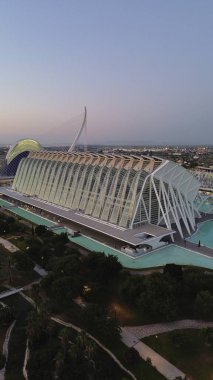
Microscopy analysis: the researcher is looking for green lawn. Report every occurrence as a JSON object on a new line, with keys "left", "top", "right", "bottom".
{"left": 107, "top": 339, "right": 166, "bottom": 380}
{"left": 9, "top": 238, "right": 27, "bottom": 251}
{"left": 143, "top": 329, "right": 213, "bottom": 380}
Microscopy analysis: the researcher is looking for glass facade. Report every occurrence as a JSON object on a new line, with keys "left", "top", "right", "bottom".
{"left": 12, "top": 151, "right": 200, "bottom": 235}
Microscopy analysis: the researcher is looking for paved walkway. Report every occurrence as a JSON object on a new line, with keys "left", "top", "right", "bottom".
{"left": 175, "top": 214, "right": 213, "bottom": 257}
{"left": 122, "top": 319, "right": 213, "bottom": 380}
{"left": 177, "top": 239, "right": 213, "bottom": 258}
{"left": 0, "top": 320, "right": 16, "bottom": 380}
{"left": 124, "top": 319, "right": 213, "bottom": 339}
{"left": 33, "top": 265, "right": 48, "bottom": 277}
{"left": 22, "top": 280, "right": 41, "bottom": 290}
{"left": 121, "top": 328, "right": 186, "bottom": 380}
{"left": 0, "top": 288, "right": 23, "bottom": 300}
{"left": 0, "top": 237, "right": 19, "bottom": 253}
{"left": 22, "top": 340, "right": 29, "bottom": 380}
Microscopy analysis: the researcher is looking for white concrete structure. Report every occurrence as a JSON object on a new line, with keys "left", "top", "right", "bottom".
{"left": 6, "top": 139, "right": 42, "bottom": 165}
{"left": 68, "top": 106, "right": 87, "bottom": 153}
{"left": 12, "top": 151, "right": 200, "bottom": 240}
{"left": 192, "top": 168, "right": 213, "bottom": 191}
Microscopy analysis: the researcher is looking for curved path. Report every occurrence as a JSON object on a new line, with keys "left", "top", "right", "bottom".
{"left": 121, "top": 328, "right": 186, "bottom": 380}
{"left": 22, "top": 340, "right": 29, "bottom": 380}
{"left": 124, "top": 319, "right": 213, "bottom": 339}
{"left": 122, "top": 319, "right": 213, "bottom": 380}
{"left": 0, "top": 320, "right": 16, "bottom": 380}
{"left": 17, "top": 291, "right": 136, "bottom": 380}
{"left": 52, "top": 317, "right": 136, "bottom": 380}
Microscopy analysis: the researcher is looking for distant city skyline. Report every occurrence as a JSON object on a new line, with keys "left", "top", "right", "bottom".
{"left": 0, "top": 0, "right": 213, "bottom": 145}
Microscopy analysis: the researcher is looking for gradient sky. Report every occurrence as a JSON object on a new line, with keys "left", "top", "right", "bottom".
{"left": 0, "top": 0, "right": 213, "bottom": 145}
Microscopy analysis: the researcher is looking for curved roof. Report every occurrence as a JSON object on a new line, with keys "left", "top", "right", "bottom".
{"left": 12, "top": 150, "right": 200, "bottom": 237}
{"left": 6, "top": 139, "right": 42, "bottom": 165}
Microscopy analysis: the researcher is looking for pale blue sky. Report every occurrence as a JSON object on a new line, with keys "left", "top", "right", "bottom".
{"left": 0, "top": 0, "right": 213, "bottom": 145}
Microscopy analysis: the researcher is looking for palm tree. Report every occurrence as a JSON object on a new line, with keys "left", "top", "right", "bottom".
{"left": 54, "top": 351, "right": 65, "bottom": 378}
{"left": 76, "top": 331, "right": 96, "bottom": 360}
{"left": 60, "top": 328, "right": 70, "bottom": 357}
{"left": 26, "top": 311, "right": 41, "bottom": 345}
{"left": 26, "top": 307, "right": 49, "bottom": 346}
{"left": 75, "top": 331, "right": 97, "bottom": 372}
{"left": 31, "top": 283, "right": 42, "bottom": 311}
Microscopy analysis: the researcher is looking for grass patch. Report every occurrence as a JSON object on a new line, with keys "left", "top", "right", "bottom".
{"left": 107, "top": 339, "right": 166, "bottom": 380}
{"left": 143, "top": 329, "right": 213, "bottom": 380}
{"left": 9, "top": 238, "right": 27, "bottom": 251}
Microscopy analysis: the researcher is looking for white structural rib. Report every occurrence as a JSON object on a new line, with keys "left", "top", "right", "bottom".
{"left": 68, "top": 107, "right": 87, "bottom": 153}
{"left": 12, "top": 151, "right": 200, "bottom": 235}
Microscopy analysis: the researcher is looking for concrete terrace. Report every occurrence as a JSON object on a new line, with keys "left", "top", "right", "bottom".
{"left": 0, "top": 194, "right": 213, "bottom": 271}
{"left": 0, "top": 187, "right": 174, "bottom": 247}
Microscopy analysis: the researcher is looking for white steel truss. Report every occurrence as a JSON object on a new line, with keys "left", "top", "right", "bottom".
{"left": 12, "top": 152, "right": 200, "bottom": 234}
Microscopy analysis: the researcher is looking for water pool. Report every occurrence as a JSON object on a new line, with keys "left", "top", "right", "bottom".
{"left": 187, "top": 219, "right": 213, "bottom": 249}
{"left": 195, "top": 195, "right": 213, "bottom": 214}
{"left": 68, "top": 236, "right": 213, "bottom": 270}
{"left": 0, "top": 198, "right": 55, "bottom": 227}
{"left": 0, "top": 197, "right": 213, "bottom": 270}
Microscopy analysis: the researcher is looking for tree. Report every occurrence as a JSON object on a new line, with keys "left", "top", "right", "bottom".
{"left": 183, "top": 268, "right": 213, "bottom": 298}
{"left": 51, "top": 276, "right": 81, "bottom": 304}
{"left": 26, "top": 308, "right": 50, "bottom": 347}
{"left": 118, "top": 274, "right": 144, "bottom": 305}
{"left": 47, "top": 254, "right": 82, "bottom": 276}
{"left": 137, "top": 273, "right": 178, "bottom": 321}
{"left": 194, "top": 290, "right": 213, "bottom": 319}
{"left": 54, "top": 350, "right": 65, "bottom": 378}
{"left": 25, "top": 241, "right": 43, "bottom": 261}
{"left": 12, "top": 251, "right": 34, "bottom": 271}
{"left": 0, "top": 305, "right": 14, "bottom": 323}
{"left": 54, "top": 329, "right": 97, "bottom": 380}
{"left": 31, "top": 284, "right": 42, "bottom": 311}
{"left": 76, "top": 331, "right": 96, "bottom": 362}
{"left": 202, "top": 327, "right": 213, "bottom": 347}
{"left": 83, "top": 304, "right": 121, "bottom": 343}
{"left": 60, "top": 328, "right": 70, "bottom": 357}
{"left": 83, "top": 252, "right": 122, "bottom": 285}
{"left": 164, "top": 264, "right": 183, "bottom": 281}
{"left": 35, "top": 225, "right": 48, "bottom": 236}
